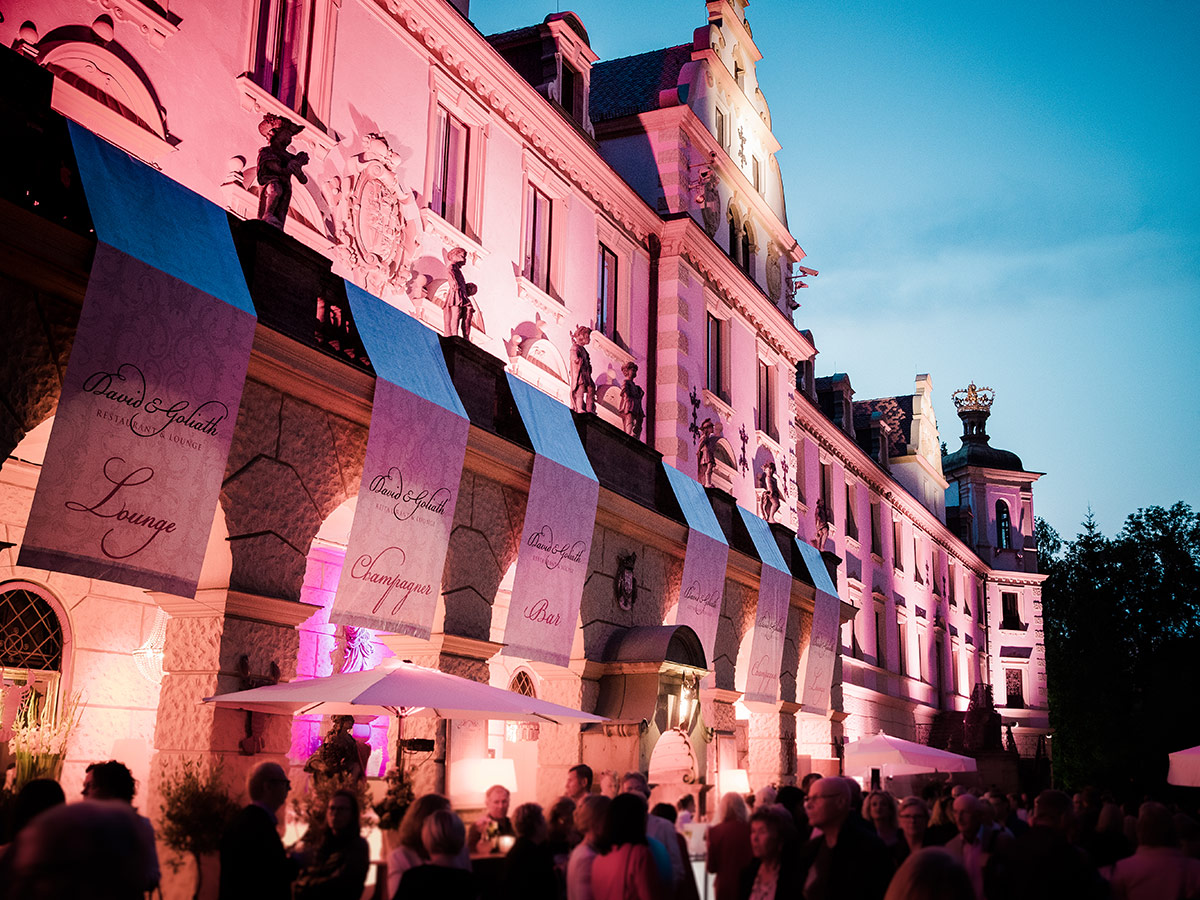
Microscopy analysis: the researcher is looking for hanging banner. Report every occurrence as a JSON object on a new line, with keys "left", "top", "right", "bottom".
{"left": 503, "top": 375, "right": 599, "bottom": 667}
{"left": 795, "top": 538, "right": 842, "bottom": 715}
{"left": 662, "top": 463, "right": 728, "bottom": 665}
{"left": 737, "top": 506, "right": 792, "bottom": 707}
{"left": 19, "top": 124, "right": 256, "bottom": 596}
{"left": 328, "top": 283, "right": 469, "bottom": 638}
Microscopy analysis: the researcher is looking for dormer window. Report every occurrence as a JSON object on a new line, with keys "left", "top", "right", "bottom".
{"left": 561, "top": 60, "right": 582, "bottom": 121}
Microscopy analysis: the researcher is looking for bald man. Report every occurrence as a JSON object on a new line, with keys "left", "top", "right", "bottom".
{"left": 944, "top": 792, "right": 1013, "bottom": 900}
{"left": 797, "top": 777, "right": 893, "bottom": 899}
{"left": 219, "top": 762, "right": 297, "bottom": 900}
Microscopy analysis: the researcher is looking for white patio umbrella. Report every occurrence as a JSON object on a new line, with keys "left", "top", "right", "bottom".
{"left": 843, "top": 730, "right": 978, "bottom": 779}
{"left": 203, "top": 658, "right": 605, "bottom": 724}
{"left": 1168, "top": 744, "right": 1200, "bottom": 787}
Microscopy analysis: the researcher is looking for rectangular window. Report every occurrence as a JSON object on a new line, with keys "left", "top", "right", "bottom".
{"left": 870, "top": 501, "right": 882, "bottom": 556}
{"left": 756, "top": 359, "right": 776, "bottom": 439}
{"left": 913, "top": 537, "right": 924, "bottom": 584}
{"left": 1001, "top": 592, "right": 1022, "bottom": 630}
{"left": 819, "top": 463, "right": 835, "bottom": 525}
{"left": 897, "top": 620, "right": 907, "bottom": 676}
{"left": 716, "top": 108, "right": 728, "bottom": 151}
{"left": 845, "top": 483, "right": 859, "bottom": 541}
{"left": 952, "top": 648, "right": 960, "bottom": 694}
{"left": 596, "top": 243, "right": 619, "bottom": 343}
{"left": 893, "top": 519, "right": 904, "bottom": 571}
{"left": 795, "top": 439, "right": 806, "bottom": 504}
{"left": 752, "top": 157, "right": 761, "bottom": 192}
{"left": 706, "top": 313, "right": 729, "bottom": 403}
{"left": 977, "top": 584, "right": 986, "bottom": 623}
{"left": 432, "top": 106, "right": 469, "bottom": 234}
{"left": 948, "top": 563, "right": 957, "bottom": 606}
{"left": 874, "top": 608, "right": 887, "bottom": 670}
{"left": 249, "top": 0, "right": 337, "bottom": 127}
{"left": 1005, "top": 668, "right": 1025, "bottom": 708}
{"left": 522, "top": 183, "right": 553, "bottom": 293}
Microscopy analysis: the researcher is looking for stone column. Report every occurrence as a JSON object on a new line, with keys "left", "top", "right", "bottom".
{"left": 746, "top": 702, "right": 798, "bottom": 789}
{"left": 147, "top": 588, "right": 317, "bottom": 899}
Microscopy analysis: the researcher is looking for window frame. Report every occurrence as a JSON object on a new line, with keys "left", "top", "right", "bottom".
{"left": 996, "top": 499, "right": 1013, "bottom": 550}
{"left": 245, "top": 0, "right": 339, "bottom": 130}
{"left": 423, "top": 69, "right": 491, "bottom": 246}
{"left": 756, "top": 357, "right": 777, "bottom": 441}
{"left": 844, "top": 481, "right": 859, "bottom": 543}
{"left": 706, "top": 311, "right": 731, "bottom": 405}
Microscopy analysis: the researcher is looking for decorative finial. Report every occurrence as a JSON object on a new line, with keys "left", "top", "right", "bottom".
{"left": 952, "top": 382, "right": 995, "bottom": 413}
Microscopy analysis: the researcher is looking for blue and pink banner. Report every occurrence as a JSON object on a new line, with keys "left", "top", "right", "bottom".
{"left": 738, "top": 506, "right": 792, "bottom": 707}
{"left": 327, "top": 283, "right": 469, "bottom": 638}
{"left": 503, "top": 375, "right": 599, "bottom": 667}
{"left": 19, "top": 124, "right": 256, "bottom": 596}
{"left": 795, "top": 538, "right": 842, "bottom": 715}
{"left": 663, "top": 463, "right": 728, "bottom": 666}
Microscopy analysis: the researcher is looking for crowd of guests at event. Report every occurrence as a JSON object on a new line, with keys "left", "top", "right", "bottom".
{"left": 3, "top": 757, "right": 1200, "bottom": 900}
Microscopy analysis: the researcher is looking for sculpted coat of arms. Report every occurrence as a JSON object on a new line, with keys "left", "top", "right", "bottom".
{"left": 328, "top": 133, "right": 419, "bottom": 297}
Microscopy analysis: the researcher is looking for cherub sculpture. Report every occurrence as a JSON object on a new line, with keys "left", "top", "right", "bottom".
{"left": 443, "top": 247, "right": 478, "bottom": 339}
{"left": 619, "top": 361, "right": 645, "bottom": 439}
{"left": 569, "top": 325, "right": 596, "bottom": 414}
{"left": 697, "top": 418, "right": 717, "bottom": 488}
{"left": 757, "top": 461, "right": 783, "bottom": 523}
{"left": 256, "top": 114, "right": 309, "bottom": 228}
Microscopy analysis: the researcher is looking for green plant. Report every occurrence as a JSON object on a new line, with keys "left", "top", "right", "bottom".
{"left": 373, "top": 766, "right": 414, "bottom": 831}
{"left": 158, "top": 760, "right": 239, "bottom": 900}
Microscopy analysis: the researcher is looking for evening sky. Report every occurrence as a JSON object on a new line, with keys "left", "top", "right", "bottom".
{"left": 470, "top": 0, "right": 1200, "bottom": 537}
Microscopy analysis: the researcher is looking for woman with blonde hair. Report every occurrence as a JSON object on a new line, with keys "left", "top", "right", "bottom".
{"left": 386, "top": 793, "right": 453, "bottom": 898}
{"left": 865, "top": 790, "right": 901, "bottom": 849}
{"left": 706, "top": 792, "right": 752, "bottom": 900}
{"left": 883, "top": 847, "right": 974, "bottom": 900}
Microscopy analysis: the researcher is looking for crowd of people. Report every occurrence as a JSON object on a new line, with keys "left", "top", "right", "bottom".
{"left": 3, "top": 757, "right": 1200, "bottom": 900}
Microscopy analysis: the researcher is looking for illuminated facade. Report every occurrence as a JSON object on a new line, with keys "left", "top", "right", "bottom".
{"left": 0, "top": 1, "right": 1047, "bottom": 891}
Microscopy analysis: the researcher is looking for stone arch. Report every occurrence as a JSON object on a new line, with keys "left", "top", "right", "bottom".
{"left": 445, "top": 471, "right": 527, "bottom": 642}
{"left": 219, "top": 381, "right": 367, "bottom": 601}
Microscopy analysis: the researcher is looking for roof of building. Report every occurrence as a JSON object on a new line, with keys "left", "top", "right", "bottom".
{"left": 853, "top": 395, "right": 915, "bottom": 456}
{"left": 942, "top": 439, "right": 1024, "bottom": 473}
{"left": 589, "top": 44, "right": 693, "bottom": 122}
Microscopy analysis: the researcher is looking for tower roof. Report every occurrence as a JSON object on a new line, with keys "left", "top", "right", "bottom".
{"left": 942, "top": 383, "right": 1025, "bottom": 473}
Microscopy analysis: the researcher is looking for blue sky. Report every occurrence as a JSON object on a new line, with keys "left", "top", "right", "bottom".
{"left": 470, "top": 1, "right": 1200, "bottom": 538}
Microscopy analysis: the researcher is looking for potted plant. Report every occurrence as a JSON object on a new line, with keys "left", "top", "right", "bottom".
{"left": 158, "top": 760, "right": 239, "bottom": 900}
{"left": 7, "top": 692, "right": 81, "bottom": 788}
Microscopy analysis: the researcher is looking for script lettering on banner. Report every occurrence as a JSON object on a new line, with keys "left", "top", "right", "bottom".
{"left": 19, "top": 125, "right": 255, "bottom": 596}
{"left": 795, "top": 538, "right": 842, "bottom": 714}
{"left": 662, "top": 464, "right": 728, "bottom": 665}
{"left": 738, "top": 507, "right": 793, "bottom": 707}
{"left": 328, "top": 284, "right": 469, "bottom": 638}
{"left": 502, "top": 375, "right": 599, "bottom": 667}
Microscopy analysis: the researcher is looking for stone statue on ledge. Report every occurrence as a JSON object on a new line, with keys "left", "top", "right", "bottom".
{"left": 697, "top": 418, "right": 717, "bottom": 488}
{"left": 256, "top": 114, "right": 309, "bottom": 228}
{"left": 443, "top": 247, "right": 478, "bottom": 340}
{"left": 569, "top": 325, "right": 596, "bottom": 414}
{"left": 619, "top": 361, "right": 645, "bottom": 439}
{"left": 757, "top": 461, "right": 782, "bottom": 523}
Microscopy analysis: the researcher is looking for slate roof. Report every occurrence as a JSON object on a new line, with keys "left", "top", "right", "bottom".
{"left": 853, "top": 395, "right": 915, "bottom": 456}
{"left": 589, "top": 44, "right": 693, "bottom": 122}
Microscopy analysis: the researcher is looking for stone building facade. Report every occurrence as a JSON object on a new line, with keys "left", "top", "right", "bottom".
{"left": 0, "top": 0, "right": 1048, "bottom": 895}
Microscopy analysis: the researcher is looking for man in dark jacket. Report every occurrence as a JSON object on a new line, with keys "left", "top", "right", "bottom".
{"left": 219, "top": 761, "right": 297, "bottom": 900}
{"left": 797, "top": 776, "right": 893, "bottom": 900}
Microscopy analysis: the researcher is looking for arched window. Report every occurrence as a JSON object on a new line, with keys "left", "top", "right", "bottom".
{"left": 727, "top": 212, "right": 740, "bottom": 267}
{"left": 995, "top": 500, "right": 1012, "bottom": 550}
{"left": 740, "top": 223, "right": 753, "bottom": 275}
{"left": 508, "top": 669, "right": 536, "bottom": 698}
{"left": 0, "top": 582, "right": 68, "bottom": 722}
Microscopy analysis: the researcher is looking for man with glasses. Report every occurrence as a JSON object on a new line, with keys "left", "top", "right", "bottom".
{"left": 219, "top": 761, "right": 297, "bottom": 900}
{"left": 796, "top": 776, "right": 893, "bottom": 900}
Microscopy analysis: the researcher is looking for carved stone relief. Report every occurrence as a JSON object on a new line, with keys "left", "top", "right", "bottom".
{"left": 766, "top": 243, "right": 781, "bottom": 300}
{"left": 327, "top": 133, "right": 420, "bottom": 297}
